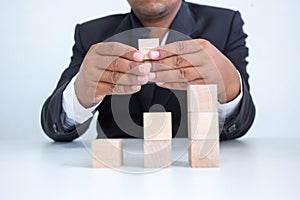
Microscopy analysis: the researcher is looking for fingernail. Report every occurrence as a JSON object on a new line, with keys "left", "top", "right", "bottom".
{"left": 148, "top": 73, "right": 156, "bottom": 80}
{"left": 139, "top": 63, "right": 151, "bottom": 74}
{"left": 150, "top": 51, "right": 159, "bottom": 59}
{"left": 138, "top": 76, "right": 148, "bottom": 82}
{"left": 133, "top": 52, "right": 144, "bottom": 61}
{"left": 131, "top": 85, "right": 141, "bottom": 90}
{"left": 156, "top": 82, "right": 165, "bottom": 85}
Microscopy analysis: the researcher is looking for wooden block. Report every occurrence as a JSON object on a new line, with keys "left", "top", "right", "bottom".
{"left": 143, "top": 112, "right": 172, "bottom": 141}
{"left": 187, "top": 85, "right": 218, "bottom": 112}
{"left": 144, "top": 140, "right": 172, "bottom": 168}
{"left": 138, "top": 38, "right": 160, "bottom": 60}
{"left": 188, "top": 139, "right": 220, "bottom": 168}
{"left": 92, "top": 139, "right": 123, "bottom": 168}
{"left": 188, "top": 112, "right": 219, "bottom": 140}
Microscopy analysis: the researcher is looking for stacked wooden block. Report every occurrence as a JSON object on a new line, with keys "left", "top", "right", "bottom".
{"left": 92, "top": 139, "right": 123, "bottom": 168}
{"left": 187, "top": 85, "right": 220, "bottom": 168}
{"left": 143, "top": 112, "right": 172, "bottom": 168}
{"left": 138, "top": 38, "right": 160, "bottom": 60}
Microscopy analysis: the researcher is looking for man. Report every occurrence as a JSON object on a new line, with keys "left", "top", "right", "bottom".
{"left": 41, "top": 0, "right": 255, "bottom": 141}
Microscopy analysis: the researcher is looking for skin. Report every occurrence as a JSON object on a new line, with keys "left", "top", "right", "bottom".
{"left": 74, "top": 0, "right": 240, "bottom": 108}
{"left": 148, "top": 40, "right": 241, "bottom": 103}
{"left": 127, "top": 0, "right": 182, "bottom": 28}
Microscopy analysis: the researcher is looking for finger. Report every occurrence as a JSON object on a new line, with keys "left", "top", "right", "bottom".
{"left": 108, "top": 59, "right": 152, "bottom": 75}
{"left": 149, "top": 40, "right": 203, "bottom": 60}
{"left": 98, "top": 70, "right": 149, "bottom": 85}
{"left": 155, "top": 82, "right": 188, "bottom": 91}
{"left": 188, "top": 79, "right": 208, "bottom": 85}
{"left": 93, "top": 42, "right": 144, "bottom": 62}
{"left": 156, "top": 79, "right": 207, "bottom": 90}
{"left": 96, "top": 82, "right": 142, "bottom": 95}
{"left": 149, "top": 67, "right": 205, "bottom": 83}
{"left": 151, "top": 52, "right": 210, "bottom": 71}
{"left": 84, "top": 54, "right": 151, "bottom": 75}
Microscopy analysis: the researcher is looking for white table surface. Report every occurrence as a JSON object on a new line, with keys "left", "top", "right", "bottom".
{"left": 0, "top": 137, "right": 299, "bottom": 200}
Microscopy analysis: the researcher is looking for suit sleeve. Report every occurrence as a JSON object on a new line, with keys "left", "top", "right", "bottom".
{"left": 40, "top": 24, "right": 93, "bottom": 142}
{"left": 220, "top": 11, "right": 256, "bottom": 140}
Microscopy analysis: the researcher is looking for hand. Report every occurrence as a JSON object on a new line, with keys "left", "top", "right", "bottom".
{"left": 147, "top": 39, "right": 241, "bottom": 103}
{"left": 74, "top": 42, "right": 151, "bottom": 108}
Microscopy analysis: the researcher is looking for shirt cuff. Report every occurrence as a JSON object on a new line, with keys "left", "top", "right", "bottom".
{"left": 61, "top": 74, "right": 101, "bottom": 126}
{"left": 218, "top": 71, "right": 243, "bottom": 121}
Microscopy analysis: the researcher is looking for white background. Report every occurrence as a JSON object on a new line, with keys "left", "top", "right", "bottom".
{"left": 0, "top": 0, "right": 299, "bottom": 140}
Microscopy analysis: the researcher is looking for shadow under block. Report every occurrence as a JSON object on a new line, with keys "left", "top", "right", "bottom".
{"left": 92, "top": 139, "right": 123, "bottom": 168}
{"left": 143, "top": 112, "right": 172, "bottom": 141}
{"left": 188, "top": 112, "right": 219, "bottom": 140}
{"left": 138, "top": 38, "right": 160, "bottom": 60}
{"left": 188, "top": 139, "right": 220, "bottom": 168}
{"left": 144, "top": 140, "right": 172, "bottom": 168}
{"left": 187, "top": 85, "right": 218, "bottom": 112}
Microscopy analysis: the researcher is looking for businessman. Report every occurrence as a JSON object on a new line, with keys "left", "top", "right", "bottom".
{"left": 41, "top": 0, "right": 255, "bottom": 141}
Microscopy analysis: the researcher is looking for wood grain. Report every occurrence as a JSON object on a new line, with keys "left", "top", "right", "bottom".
{"left": 188, "top": 112, "right": 219, "bottom": 140}
{"left": 143, "top": 112, "right": 172, "bottom": 141}
{"left": 188, "top": 139, "right": 220, "bottom": 168}
{"left": 144, "top": 140, "right": 172, "bottom": 168}
{"left": 92, "top": 139, "right": 123, "bottom": 168}
{"left": 187, "top": 85, "right": 218, "bottom": 112}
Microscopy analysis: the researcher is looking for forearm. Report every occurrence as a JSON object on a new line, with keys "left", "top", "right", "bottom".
{"left": 41, "top": 68, "right": 93, "bottom": 142}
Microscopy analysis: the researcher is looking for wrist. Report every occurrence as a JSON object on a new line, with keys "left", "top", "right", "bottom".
{"left": 74, "top": 77, "right": 105, "bottom": 108}
{"left": 224, "top": 71, "right": 242, "bottom": 103}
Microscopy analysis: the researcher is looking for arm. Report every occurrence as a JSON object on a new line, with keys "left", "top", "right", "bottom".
{"left": 41, "top": 24, "right": 151, "bottom": 142}
{"left": 147, "top": 11, "right": 255, "bottom": 140}
{"left": 41, "top": 24, "right": 92, "bottom": 142}
{"left": 220, "top": 11, "right": 255, "bottom": 140}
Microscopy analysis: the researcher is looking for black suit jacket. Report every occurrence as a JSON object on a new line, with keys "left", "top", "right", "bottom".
{"left": 41, "top": 1, "right": 255, "bottom": 141}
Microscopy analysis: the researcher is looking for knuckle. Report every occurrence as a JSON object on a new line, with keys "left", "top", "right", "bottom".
{"left": 199, "top": 39, "right": 210, "bottom": 48}
{"left": 94, "top": 95, "right": 103, "bottom": 102}
{"left": 92, "top": 86, "right": 99, "bottom": 98}
{"left": 129, "top": 61, "right": 135, "bottom": 71}
{"left": 110, "top": 71, "right": 120, "bottom": 84}
{"left": 177, "top": 41, "right": 185, "bottom": 52}
{"left": 108, "top": 83, "right": 116, "bottom": 94}
{"left": 108, "top": 42, "right": 135, "bottom": 56}
{"left": 179, "top": 68, "right": 187, "bottom": 79}
{"left": 180, "top": 82, "right": 187, "bottom": 89}
{"left": 113, "top": 84, "right": 127, "bottom": 94}
{"left": 89, "top": 44, "right": 98, "bottom": 51}
{"left": 173, "top": 55, "right": 183, "bottom": 66}
{"left": 110, "top": 59, "right": 119, "bottom": 70}
{"left": 94, "top": 43, "right": 106, "bottom": 54}
{"left": 108, "top": 42, "right": 116, "bottom": 52}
